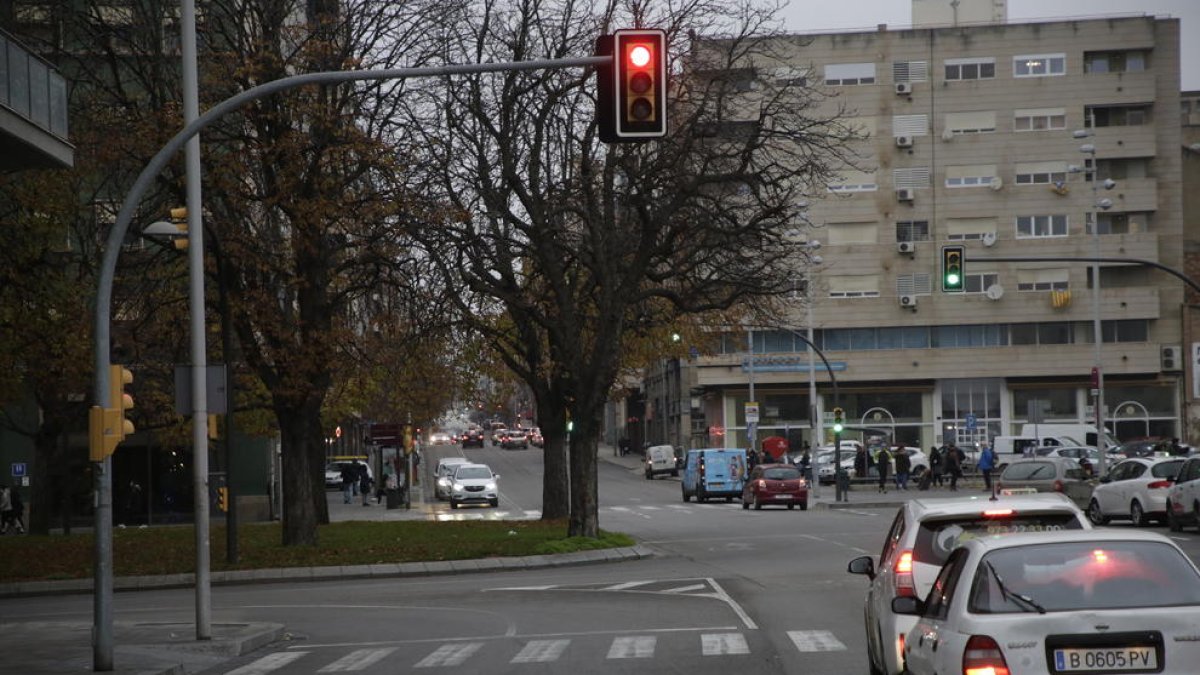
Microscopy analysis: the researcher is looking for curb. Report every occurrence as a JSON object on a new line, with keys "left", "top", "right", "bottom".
{"left": 0, "top": 545, "right": 656, "bottom": 599}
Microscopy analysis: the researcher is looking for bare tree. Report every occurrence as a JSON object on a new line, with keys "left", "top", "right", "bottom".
{"left": 403, "top": 0, "right": 860, "bottom": 536}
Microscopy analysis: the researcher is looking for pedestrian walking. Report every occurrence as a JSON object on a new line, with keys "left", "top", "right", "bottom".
{"left": 5, "top": 486, "right": 24, "bottom": 534}
{"left": 945, "top": 444, "right": 962, "bottom": 491}
{"left": 876, "top": 446, "right": 891, "bottom": 493}
{"left": 359, "top": 463, "right": 373, "bottom": 506}
{"left": 929, "top": 446, "right": 944, "bottom": 487}
{"left": 853, "top": 447, "right": 867, "bottom": 482}
{"left": 0, "top": 484, "right": 11, "bottom": 534}
{"left": 340, "top": 463, "right": 357, "bottom": 504}
{"left": 894, "top": 447, "right": 911, "bottom": 490}
{"left": 978, "top": 442, "right": 996, "bottom": 491}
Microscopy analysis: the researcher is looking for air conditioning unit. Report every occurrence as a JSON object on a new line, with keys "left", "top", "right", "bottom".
{"left": 896, "top": 188, "right": 915, "bottom": 202}
{"left": 895, "top": 135, "right": 914, "bottom": 148}
{"left": 897, "top": 241, "right": 917, "bottom": 255}
{"left": 985, "top": 284, "right": 1005, "bottom": 301}
{"left": 981, "top": 231, "right": 998, "bottom": 247}
{"left": 1162, "top": 345, "right": 1183, "bottom": 371}
{"left": 895, "top": 82, "right": 913, "bottom": 95}
{"left": 899, "top": 294, "right": 918, "bottom": 309}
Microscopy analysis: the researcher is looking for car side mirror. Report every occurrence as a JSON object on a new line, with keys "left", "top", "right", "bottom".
{"left": 891, "top": 596, "right": 924, "bottom": 615}
{"left": 847, "top": 555, "right": 876, "bottom": 580}
{"left": 493, "top": 473, "right": 500, "bottom": 479}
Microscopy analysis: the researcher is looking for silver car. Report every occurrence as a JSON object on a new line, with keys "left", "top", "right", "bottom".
{"left": 433, "top": 457, "right": 471, "bottom": 500}
{"left": 846, "top": 494, "right": 1090, "bottom": 675}
{"left": 997, "top": 457, "right": 1093, "bottom": 509}
{"left": 449, "top": 463, "right": 500, "bottom": 509}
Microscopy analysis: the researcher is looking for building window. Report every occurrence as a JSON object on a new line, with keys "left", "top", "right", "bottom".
{"left": 893, "top": 168, "right": 931, "bottom": 189}
{"left": 1086, "top": 104, "right": 1150, "bottom": 127}
{"left": 944, "top": 110, "right": 996, "bottom": 135}
{"left": 1103, "top": 320, "right": 1149, "bottom": 343}
{"left": 1014, "top": 53, "right": 1066, "bottom": 77}
{"left": 946, "top": 217, "right": 997, "bottom": 241}
{"left": 945, "top": 164, "right": 997, "bottom": 188}
{"left": 827, "top": 170, "right": 877, "bottom": 193}
{"left": 944, "top": 57, "right": 995, "bottom": 81}
{"left": 1084, "top": 50, "right": 1147, "bottom": 74}
{"left": 828, "top": 275, "right": 880, "bottom": 298}
{"left": 964, "top": 272, "right": 999, "bottom": 294}
{"left": 1014, "top": 161, "right": 1068, "bottom": 185}
{"left": 771, "top": 67, "right": 808, "bottom": 87}
{"left": 1014, "top": 107, "right": 1066, "bottom": 132}
{"left": 1016, "top": 215, "right": 1068, "bottom": 238}
{"left": 895, "top": 220, "right": 930, "bottom": 242}
{"left": 1092, "top": 211, "right": 1150, "bottom": 235}
{"left": 893, "top": 114, "right": 929, "bottom": 136}
{"left": 897, "top": 274, "right": 933, "bottom": 296}
{"left": 1016, "top": 268, "right": 1069, "bottom": 291}
{"left": 824, "top": 62, "right": 876, "bottom": 86}
{"left": 827, "top": 221, "right": 879, "bottom": 245}
{"left": 893, "top": 60, "right": 928, "bottom": 82}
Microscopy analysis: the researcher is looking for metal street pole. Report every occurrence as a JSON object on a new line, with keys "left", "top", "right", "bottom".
{"left": 747, "top": 328, "right": 756, "bottom": 453}
{"left": 182, "top": 0, "right": 212, "bottom": 640}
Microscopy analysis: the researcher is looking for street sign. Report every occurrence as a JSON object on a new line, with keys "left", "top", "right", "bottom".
{"left": 11, "top": 462, "right": 26, "bottom": 477}
{"left": 745, "top": 402, "right": 759, "bottom": 424}
{"left": 965, "top": 414, "right": 977, "bottom": 431}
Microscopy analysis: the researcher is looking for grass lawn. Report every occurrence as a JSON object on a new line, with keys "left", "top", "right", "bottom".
{"left": 0, "top": 519, "right": 634, "bottom": 583}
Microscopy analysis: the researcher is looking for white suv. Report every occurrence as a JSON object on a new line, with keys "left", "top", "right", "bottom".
{"left": 846, "top": 493, "right": 1091, "bottom": 675}
{"left": 1168, "top": 456, "right": 1200, "bottom": 532}
{"left": 449, "top": 463, "right": 500, "bottom": 509}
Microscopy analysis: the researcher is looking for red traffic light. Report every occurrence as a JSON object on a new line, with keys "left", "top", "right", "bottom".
{"left": 628, "top": 45, "right": 651, "bottom": 68}
{"left": 595, "top": 29, "right": 667, "bottom": 142}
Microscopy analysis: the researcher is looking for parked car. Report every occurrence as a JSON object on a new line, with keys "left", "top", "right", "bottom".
{"left": 501, "top": 428, "right": 528, "bottom": 450}
{"left": 1034, "top": 445, "right": 1101, "bottom": 462}
{"left": 887, "top": 530, "right": 1200, "bottom": 675}
{"left": 644, "top": 444, "right": 678, "bottom": 479}
{"left": 741, "top": 463, "right": 808, "bottom": 510}
{"left": 433, "top": 457, "right": 472, "bottom": 500}
{"left": 681, "top": 448, "right": 747, "bottom": 503}
{"left": 1088, "top": 456, "right": 1186, "bottom": 526}
{"left": 815, "top": 444, "right": 860, "bottom": 484}
{"left": 460, "top": 427, "right": 485, "bottom": 448}
{"left": 1167, "top": 455, "right": 1200, "bottom": 532}
{"left": 996, "top": 456, "right": 1093, "bottom": 509}
{"left": 845, "top": 493, "right": 1090, "bottom": 675}
{"left": 448, "top": 463, "right": 500, "bottom": 509}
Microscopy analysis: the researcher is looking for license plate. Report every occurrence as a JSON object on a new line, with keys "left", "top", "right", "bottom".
{"left": 1054, "top": 647, "right": 1157, "bottom": 672}
{"left": 774, "top": 494, "right": 792, "bottom": 499}
{"left": 709, "top": 482, "right": 724, "bottom": 487}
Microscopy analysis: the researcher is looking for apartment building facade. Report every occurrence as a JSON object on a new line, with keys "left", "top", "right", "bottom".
{"left": 632, "top": 10, "right": 1188, "bottom": 454}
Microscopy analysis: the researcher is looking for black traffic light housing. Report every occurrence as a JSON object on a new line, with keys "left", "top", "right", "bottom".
{"left": 596, "top": 29, "right": 667, "bottom": 143}
{"left": 942, "top": 245, "right": 965, "bottom": 292}
{"left": 832, "top": 407, "right": 844, "bottom": 434}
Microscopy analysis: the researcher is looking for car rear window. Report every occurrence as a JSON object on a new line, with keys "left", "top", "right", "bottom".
{"left": 1151, "top": 460, "right": 1184, "bottom": 478}
{"left": 763, "top": 467, "right": 802, "bottom": 480}
{"left": 914, "top": 513, "right": 1085, "bottom": 566}
{"left": 968, "top": 541, "right": 1200, "bottom": 613}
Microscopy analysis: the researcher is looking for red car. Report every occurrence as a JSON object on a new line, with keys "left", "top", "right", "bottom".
{"left": 741, "top": 463, "right": 808, "bottom": 510}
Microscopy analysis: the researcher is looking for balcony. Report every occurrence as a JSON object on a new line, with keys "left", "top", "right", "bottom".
{"left": 1, "top": 29, "right": 73, "bottom": 169}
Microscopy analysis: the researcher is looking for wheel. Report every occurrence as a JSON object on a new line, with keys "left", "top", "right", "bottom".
{"left": 800, "top": 500, "right": 808, "bottom": 511}
{"left": 489, "top": 498, "right": 499, "bottom": 508}
{"left": 742, "top": 498, "right": 750, "bottom": 510}
{"left": 682, "top": 488, "right": 691, "bottom": 503}
{"left": 450, "top": 499, "right": 459, "bottom": 510}
{"left": 697, "top": 487, "right": 707, "bottom": 503}
{"left": 1168, "top": 503, "right": 1183, "bottom": 532}
{"left": 868, "top": 623, "right": 887, "bottom": 675}
{"left": 1087, "top": 498, "right": 1109, "bottom": 525}
{"left": 671, "top": 470, "right": 678, "bottom": 477}
{"left": 725, "top": 496, "right": 732, "bottom": 503}
{"left": 1131, "top": 500, "right": 1150, "bottom": 527}
{"left": 787, "top": 503, "right": 795, "bottom": 510}
{"left": 645, "top": 471, "right": 652, "bottom": 480}
{"left": 754, "top": 495, "right": 763, "bottom": 511}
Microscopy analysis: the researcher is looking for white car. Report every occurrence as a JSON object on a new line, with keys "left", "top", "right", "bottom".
{"left": 433, "top": 457, "right": 472, "bottom": 500}
{"left": 449, "top": 463, "right": 500, "bottom": 509}
{"left": 1088, "top": 456, "right": 1186, "bottom": 527}
{"left": 846, "top": 494, "right": 1091, "bottom": 675}
{"left": 888, "top": 529, "right": 1200, "bottom": 675}
{"left": 1167, "top": 455, "right": 1200, "bottom": 532}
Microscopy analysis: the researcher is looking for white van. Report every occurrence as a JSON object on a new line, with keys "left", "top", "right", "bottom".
{"left": 993, "top": 435, "right": 1080, "bottom": 467}
{"left": 1019, "top": 423, "right": 1116, "bottom": 450}
{"left": 644, "top": 445, "right": 679, "bottom": 479}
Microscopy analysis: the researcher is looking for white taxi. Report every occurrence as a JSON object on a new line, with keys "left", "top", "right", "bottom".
{"left": 846, "top": 494, "right": 1091, "bottom": 675}
{"left": 892, "top": 530, "right": 1200, "bottom": 675}
{"left": 1167, "top": 455, "right": 1200, "bottom": 532}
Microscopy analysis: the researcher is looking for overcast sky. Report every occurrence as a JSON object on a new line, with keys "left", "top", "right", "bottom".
{"left": 780, "top": 0, "right": 1199, "bottom": 90}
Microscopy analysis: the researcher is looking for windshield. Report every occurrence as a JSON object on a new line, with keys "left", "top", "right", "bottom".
{"left": 455, "top": 467, "right": 492, "bottom": 480}
{"left": 914, "top": 513, "right": 1084, "bottom": 566}
{"left": 968, "top": 541, "right": 1200, "bottom": 613}
{"left": 763, "top": 467, "right": 802, "bottom": 480}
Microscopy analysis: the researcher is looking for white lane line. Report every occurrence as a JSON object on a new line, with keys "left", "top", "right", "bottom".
{"left": 702, "top": 633, "right": 749, "bottom": 656}
{"left": 523, "top": 510, "right": 542, "bottom": 517}
{"left": 317, "top": 647, "right": 397, "bottom": 671}
{"left": 414, "top": 642, "right": 483, "bottom": 667}
{"left": 610, "top": 506, "right": 633, "bottom": 512}
{"left": 640, "top": 505, "right": 662, "bottom": 510}
{"left": 665, "top": 505, "right": 693, "bottom": 511}
{"left": 787, "top": 630, "right": 848, "bottom": 652}
{"left": 705, "top": 578, "right": 758, "bottom": 630}
{"left": 223, "top": 652, "right": 308, "bottom": 675}
{"left": 602, "top": 580, "right": 654, "bottom": 591}
{"left": 660, "top": 584, "right": 708, "bottom": 594}
{"left": 607, "top": 636, "right": 656, "bottom": 659}
{"left": 511, "top": 639, "right": 570, "bottom": 663}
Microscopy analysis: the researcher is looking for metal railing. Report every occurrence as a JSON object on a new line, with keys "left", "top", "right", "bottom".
{"left": 1, "top": 28, "right": 69, "bottom": 140}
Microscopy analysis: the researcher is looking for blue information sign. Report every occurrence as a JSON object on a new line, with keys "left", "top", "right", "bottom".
{"left": 11, "top": 462, "right": 27, "bottom": 477}
{"left": 965, "top": 414, "right": 978, "bottom": 431}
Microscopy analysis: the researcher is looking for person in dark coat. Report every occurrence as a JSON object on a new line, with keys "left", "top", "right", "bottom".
{"left": 359, "top": 462, "right": 373, "bottom": 506}
{"left": 340, "top": 463, "right": 358, "bottom": 504}
{"left": 875, "top": 446, "right": 891, "bottom": 493}
{"left": 929, "top": 446, "right": 944, "bottom": 487}
{"left": 945, "top": 444, "right": 962, "bottom": 491}
{"left": 893, "top": 447, "right": 912, "bottom": 491}
{"left": 853, "top": 447, "right": 868, "bottom": 480}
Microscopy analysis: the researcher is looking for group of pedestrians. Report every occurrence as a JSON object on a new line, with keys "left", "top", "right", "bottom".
{"left": 340, "top": 460, "right": 374, "bottom": 506}
{"left": 0, "top": 483, "right": 25, "bottom": 535}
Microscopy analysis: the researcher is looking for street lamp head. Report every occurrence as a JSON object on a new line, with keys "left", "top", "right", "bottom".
{"left": 811, "top": 254, "right": 824, "bottom": 265}
{"left": 1078, "top": 143, "right": 1096, "bottom": 154}
{"left": 1067, "top": 164, "right": 1083, "bottom": 174}
{"left": 1096, "top": 197, "right": 1114, "bottom": 211}
{"left": 142, "top": 221, "right": 179, "bottom": 238}
{"left": 1102, "top": 178, "right": 1116, "bottom": 190}
{"left": 806, "top": 239, "right": 821, "bottom": 251}
{"left": 1072, "top": 129, "right": 1093, "bottom": 139}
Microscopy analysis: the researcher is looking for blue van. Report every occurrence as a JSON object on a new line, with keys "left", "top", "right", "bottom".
{"left": 681, "top": 448, "right": 748, "bottom": 502}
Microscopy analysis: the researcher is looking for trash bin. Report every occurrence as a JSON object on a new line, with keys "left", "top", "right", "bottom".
{"left": 386, "top": 488, "right": 400, "bottom": 509}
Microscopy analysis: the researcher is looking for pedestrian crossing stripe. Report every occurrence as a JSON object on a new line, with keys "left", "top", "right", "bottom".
{"left": 607, "top": 636, "right": 655, "bottom": 658}
{"left": 317, "top": 647, "right": 397, "bottom": 672}
{"left": 702, "top": 633, "right": 749, "bottom": 655}
{"left": 787, "top": 630, "right": 848, "bottom": 652}
{"left": 413, "top": 641, "right": 483, "bottom": 667}
{"left": 224, "top": 651, "right": 309, "bottom": 675}
{"left": 511, "top": 639, "right": 570, "bottom": 663}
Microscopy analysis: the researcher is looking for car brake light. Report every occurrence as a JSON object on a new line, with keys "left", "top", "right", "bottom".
{"left": 982, "top": 509, "right": 1014, "bottom": 517}
{"left": 894, "top": 549, "right": 916, "bottom": 598}
{"left": 963, "top": 634, "right": 1010, "bottom": 675}
{"left": 1147, "top": 480, "right": 1172, "bottom": 489}
{"left": 1053, "top": 479, "right": 1064, "bottom": 492}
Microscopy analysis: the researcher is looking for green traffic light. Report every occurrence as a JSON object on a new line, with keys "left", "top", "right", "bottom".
{"left": 833, "top": 422, "right": 844, "bottom": 433}
{"left": 946, "top": 272, "right": 960, "bottom": 285}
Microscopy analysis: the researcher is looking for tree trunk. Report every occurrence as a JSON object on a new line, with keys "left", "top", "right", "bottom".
{"left": 567, "top": 417, "right": 599, "bottom": 538}
{"left": 28, "top": 427, "right": 64, "bottom": 535}
{"left": 278, "top": 405, "right": 320, "bottom": 546}
{"left": 537, "top": 391, "right": 568, "bottom": 519}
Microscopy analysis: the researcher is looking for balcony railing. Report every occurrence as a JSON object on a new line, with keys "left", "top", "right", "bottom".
{"left": 1, "top": 28, "right": 69, "bottom": 141}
